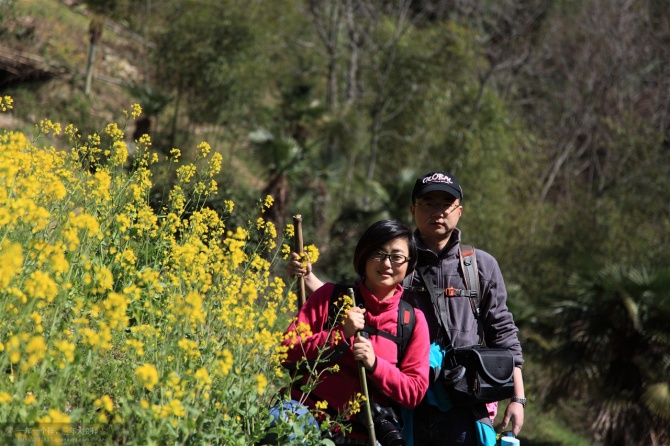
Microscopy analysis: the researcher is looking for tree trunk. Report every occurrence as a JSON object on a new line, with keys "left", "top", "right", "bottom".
{"left": 345, "top": 0, "right": 362, "bottom": 107}
{"left": 84, "top": 17, "right": 103, "bottom": 96}
{"left": 309, "top": 1, "right": 342, "bottom": 111}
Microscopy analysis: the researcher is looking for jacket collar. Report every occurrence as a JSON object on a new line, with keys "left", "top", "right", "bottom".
{"left": 414, "top": 227, "right": 461, "bottom": 259}
{"left": 358, "top": 281, "right": 403, "bottom": 315}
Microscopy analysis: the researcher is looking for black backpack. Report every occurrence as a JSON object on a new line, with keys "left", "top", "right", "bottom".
{"left": 327, "top": 284, "right": 416, "bottom": 365}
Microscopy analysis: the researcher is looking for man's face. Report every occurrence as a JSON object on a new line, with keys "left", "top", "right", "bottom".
{"left": 410, "top": 191, "right": 462, "bottom": 242}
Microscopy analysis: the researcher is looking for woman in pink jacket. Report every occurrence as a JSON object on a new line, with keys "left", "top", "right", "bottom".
{"left": 279, "top": 220, "right": 430, "bottom": 445}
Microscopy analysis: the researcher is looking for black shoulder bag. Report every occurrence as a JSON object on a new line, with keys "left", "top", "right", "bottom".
{"left": 417, "top": 246, "right": 515, "bottom": 406}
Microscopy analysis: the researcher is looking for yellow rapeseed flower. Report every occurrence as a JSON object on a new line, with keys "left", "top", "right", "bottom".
{"left": 256, "top": 374, "right": 268, "bottom": 395}
{"left": 111, "top": 140, "right": 128, "bottom": 166}
{"left": 177, "top": 338, "right": 200, "bottom": 360}
{"left": 0, "top": 241, "right": 23, "bottom": 288}
{"left": 24, "top": 270, "right": 58, "bottom": 302}
{"left": 209, "top": 152, "right": 222, "bottom": 177}
{"left": 194, "top": 367, "right": 212, "bottom": 391}
{"left": 125, "top": 339, "right": 145, "bottom": 356}
{"left": 134, "top": 203, "right": 158, "bottom": 237}
{"left": 304, "top": 244, "right": 320, "bottom": 264}
{"left": 263, "top": 195, "right": 274, "bottom": 210}
{"left": 223, "top": 199, "right": 234, "bottom": 213}
{"left": 176, "top": 164, "right": 197, "bottom": 184}
{"left": 216, "top": 349, "right": 233, "bottom": 376}
{"left": 48, "top": 243, "right": 69, "bottom": 275}
{"left": 89, "top": 170, "right": 112, "bottom": 204}
{"left": 105, "top": 122, "right": 124, "bottom": 140}
{"left": 7, "top": 335, "right": 21, "bottom": 363}
{"left": 1, "top": 95, "right": 13, "bottom": 111}
{"left": 64, "top": 123, "right": 79, "bottom": 141}
{"left": 131, "top": 103, "right": 142, "bottom": 119}
{"left": 103, "top": 292, "right": 130, "bottom": 329}
{"left": 196, "top": 141, "right": 211, "bottom": 159}
{"left": 37, "top": 119, "right": 62, "bottom": 136}
{"left": 176, "top": 291, "right": 206, "bottom": 327}
{"left": 26, "top": 336, "right": 47, "bottom": 359}
{"left": 168, "top": 185, "right": 186, "bottom": 214}
{"left": 169, "top": 399, "right": 186, "bottom": 417}
{"left": 347, "top": 393, "right": 364, "bottom": 415}
{"left": 25, "top": 335, "right": 47, "bottom": 368}
{"left": 94, "top": 395, "right": 114, "bottom": 412}
{"left": 119, "top": 248, "right": 137, "bottom": 267}
{"left": 53, "top": 339, "right": 76, "bottom": 367}
{"left": 29, "top": 311, "right": 43, "bottom": 333}
{"left": 135, "top": 363, "right": 159, "bottom": 391}
{"left": 92, "top": 265, "right": 114, "bottom": 294}
{"left": 266, "top": 229, "right": 278, "bottom": 250}
{"left": 37, "top": 409, "right": 71, "bottom": 433}
{"left": 115, "top": 213, "right": 132, "bottom": 232}
{"left": 281, "top": 243, "right": 291, "bottom": 259}
{"left": 152, "top": 403, "right": 169, "bottom": 419}
{"left": 24, "top": 393, "right": 36, "bottom": 405}
{"left": 254, "top": 327, "right": 280, "bottom": 352}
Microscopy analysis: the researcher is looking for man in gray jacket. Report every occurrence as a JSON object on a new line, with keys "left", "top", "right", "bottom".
{"left": 288, "top": 171, "right": 526, "bottom": 445}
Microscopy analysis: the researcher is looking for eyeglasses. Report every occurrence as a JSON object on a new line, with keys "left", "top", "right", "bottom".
{"left": 414, "top": 201, "right": 460, "bottom": 213}
{"left": 369, "top": 251, "right": 410, "bottom": 266}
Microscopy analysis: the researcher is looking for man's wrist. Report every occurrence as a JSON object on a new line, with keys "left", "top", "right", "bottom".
{"left": 510, "top": 396, "right": 527, "bottom": 407}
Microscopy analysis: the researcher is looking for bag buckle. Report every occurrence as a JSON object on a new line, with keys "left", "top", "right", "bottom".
{"left": 445, "top": 287, "right": 477, "bottom": 298}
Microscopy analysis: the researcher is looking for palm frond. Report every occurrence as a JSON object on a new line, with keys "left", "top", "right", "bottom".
{"left": 643, "top": 382, "right": 670, "bottom": 421}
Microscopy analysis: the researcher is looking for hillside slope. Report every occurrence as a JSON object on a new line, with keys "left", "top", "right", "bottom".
{"left": 1, "top": 0, "right": 148, "bottom": 133}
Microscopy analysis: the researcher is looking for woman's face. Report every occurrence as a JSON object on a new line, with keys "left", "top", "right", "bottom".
{"left": 363, "top": 237, "right": 410, "bottom": 300}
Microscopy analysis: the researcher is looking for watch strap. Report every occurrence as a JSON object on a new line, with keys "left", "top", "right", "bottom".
{"left": 511, "top": 396, "right": 527, "bottom": 407}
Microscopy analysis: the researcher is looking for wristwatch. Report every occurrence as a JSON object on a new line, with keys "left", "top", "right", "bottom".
{"left": 511, "top": 397, "right": 527, "bottom": 407}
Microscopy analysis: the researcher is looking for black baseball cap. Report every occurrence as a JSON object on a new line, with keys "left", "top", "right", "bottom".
{"left": 411, "top": 171, "right": 463, "bottom": 202}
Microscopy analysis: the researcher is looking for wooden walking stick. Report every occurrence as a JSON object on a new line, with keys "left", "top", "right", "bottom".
{"left": 293, "top": 214, "right": 307, "bottom": 310}
{"left": 347, "top": 287, "right": 377, "bottom": 446}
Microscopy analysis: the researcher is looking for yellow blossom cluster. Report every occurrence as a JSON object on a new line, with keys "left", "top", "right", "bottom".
{"left": 135, "top": 363, "right": 160, "bottom": 391}
{"left": 0, "top": 100, "right": 308, "bottom": 443}
{"left": 343, "top": 392, "right": 367, "bottom": 417}
{"left": 333, "top": 292, "right": 355, "bottom": 326}
{"left": 284, "top": 320, "right": 314, "bottom": 349}
{"left": 304, "top": 244, "right": 320, "bottom": 264}
{"left": 1, "top": 95, "right": 13, "bottom": 111}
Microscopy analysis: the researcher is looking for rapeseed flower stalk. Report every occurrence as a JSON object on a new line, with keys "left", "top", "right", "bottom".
{"left": 270, "top": 295, "right": 363, "bottom": 442}
{"left": 0, "top": 99, "right": 317, "bottom": 444}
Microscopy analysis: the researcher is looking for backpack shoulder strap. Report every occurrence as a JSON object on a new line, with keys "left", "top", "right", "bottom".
{"left": 327, "top": 283, "right": 415, "bottom": 365}
{"left": 459, "top": 244, "right": 480, "bottom": 316}
{"left": 459, "top": 244, "right": 485, "bottom": 343}
{"left": 396, "top": 299, "right": 415, "bottom": 364}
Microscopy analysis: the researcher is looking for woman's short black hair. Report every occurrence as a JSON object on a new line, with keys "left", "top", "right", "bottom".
{"left": 353, "top": 220, "right": 417, "bottom": 278}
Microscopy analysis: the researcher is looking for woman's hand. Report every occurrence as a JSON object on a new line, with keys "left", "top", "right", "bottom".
{"left": 286, "top": 251, "right": 311, "bottom": 277}
{"left": 286, "top": 252, "right": 324, "bottom": 295}
{"left": 341, "top": 306, "right": 366, "bottom": 338}
{"left": 353, "top": 335, "right": 377, "bottom": 371}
